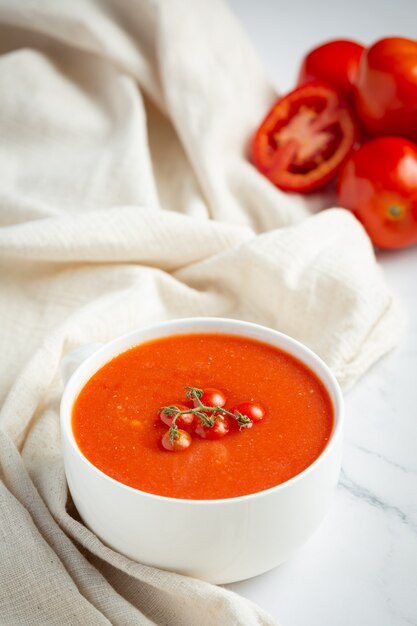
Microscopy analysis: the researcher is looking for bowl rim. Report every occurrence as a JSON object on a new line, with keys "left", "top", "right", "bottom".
{"left": 60, "top": 317, "right": 344, "bottom": 505}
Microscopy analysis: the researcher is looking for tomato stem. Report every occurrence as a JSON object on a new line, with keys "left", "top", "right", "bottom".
{"left": 387, "top": 205, "right": 403, "bottom": 220}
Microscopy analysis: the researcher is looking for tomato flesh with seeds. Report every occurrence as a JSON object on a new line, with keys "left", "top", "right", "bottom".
{"left": 337, "top": 137, "right": 417, "bottom": 249}
{"left": 161, "top": 429, "right": 192, "bottom": 452}
{"left": 194, "top": 415, "right": 229, "bottom": 439}
{"left": 159, "top": 404, "right": 195, "bottom": 430}
{"left": 252, "top": 82, "right": 357, "bottom": 192}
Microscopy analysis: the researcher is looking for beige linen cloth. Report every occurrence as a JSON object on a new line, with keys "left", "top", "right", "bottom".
{"left": 0, "top": 0, "right": 402, "bottom": 624}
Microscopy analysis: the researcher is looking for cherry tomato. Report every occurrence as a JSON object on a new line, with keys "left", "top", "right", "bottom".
{"left": 159, "top": 404, "right": 194, "bottom": 430}
{"left": 194, "top": 415, "right": 230, "bottom": 439}
{"left": 252, "top": 82, "right": 357, "bottom": 192}
{"left": 194, "top": 388, "right": 226, "bottom": 408}
{"left": 161, "top": 429, "right": 192, "bottom": 452}
{"left": 233, "top": 402, "right": 265, "bottom": 424}
{"left": 298, "top": 39, "right": 364, "bottom": 97}
{"left": 337, "top": 137, "right": 417, "bottom": 249}
{"left": 354, "top": 37, "right": 417, "bottom": 142}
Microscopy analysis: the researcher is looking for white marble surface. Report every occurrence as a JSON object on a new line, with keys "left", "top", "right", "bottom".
{"left": 225, "top": 2, "right": 417, "bottom": 625}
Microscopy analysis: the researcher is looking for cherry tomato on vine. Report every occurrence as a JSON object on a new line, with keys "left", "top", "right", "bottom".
{"left": 233, "top": 402, "right": 265, "bottom": 424}
{"left": 194, "top": 415, "right": 230, "bottom": 439}
{"left": 298, "top": 39, "right": 364, "bottom": 97}
{"left": 337, "top": 137, "right": 417, "bottom": 249}
{"left": 194, "top": 388, "right": 226, "bottom": 408}
{"left": 252, "top": 82, "right": 357, "bottom": 192}
{"left": 161, "top": 429, "right": 192, "bottom": 452}
{"left": 354, "top": 37, "right": 417, "bottom": 142}
{"left": 159, "top": 404, "right": 195, "bottom": 430}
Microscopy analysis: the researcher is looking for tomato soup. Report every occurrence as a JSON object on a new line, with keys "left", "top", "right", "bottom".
{"left": 72, "top": 333, "right": 334, "bottom": 500}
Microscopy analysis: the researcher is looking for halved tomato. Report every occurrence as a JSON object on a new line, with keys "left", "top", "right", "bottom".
{"left": 252, "top": 82, "right": 357, "bottom": 192}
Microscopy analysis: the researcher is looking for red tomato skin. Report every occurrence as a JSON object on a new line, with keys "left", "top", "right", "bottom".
{"left": 159, "top": 404, "right": 194, "bottom": 430}
{"left": 194, "top": 388, "right": 226, "bottom": 408}
{"left": 252, "top": 82, "right": 357, "bottom": 193}
{"left": 298, "top": 39, "right": 365, "bottom": 96}
{"left": 161, "top": 429, "right": 192, "bottom": 452}
{"left": 233, "top": 402, "right": 265, "bottom": 424}
{"left": 354, "top": 38, "right": 417, "bottom": 142}
{"left": 337, "top": 137, "right": 417, "bottom": 249}
{"left": 194, "top": 415, "right": 230, "bottom": 440}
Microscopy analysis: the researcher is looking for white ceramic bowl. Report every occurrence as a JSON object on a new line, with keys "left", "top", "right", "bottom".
{"left": 60, "top": 317, "right": 343, "bottom": 584}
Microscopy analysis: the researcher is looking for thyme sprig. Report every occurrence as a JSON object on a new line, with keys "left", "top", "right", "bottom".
{"left": 161, "top": 385, "right": 252, "bottom": 443}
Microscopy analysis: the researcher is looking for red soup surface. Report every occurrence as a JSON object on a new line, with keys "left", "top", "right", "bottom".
{"left": 72, "top": 333, "right": 334, "bottom": 500}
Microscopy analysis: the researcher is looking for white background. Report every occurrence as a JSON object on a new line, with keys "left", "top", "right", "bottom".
{"left": 228, "top": 0, "right": 417, "bottom": 93}
{"left": 225, "top": 2, "right": 417, "bottom": 625}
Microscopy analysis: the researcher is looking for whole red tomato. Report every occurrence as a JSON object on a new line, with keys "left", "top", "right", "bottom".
{"left": 252, "top": 82, "right": 357, "bottom": 193}
{"left": 354, "top": 37, "right": 417, "bottom": 142}
{"left": 194, "top": 415, "right": 229, "bottom": 439}
{"left": 232, "top": 402, "right": 265, "bottom": 424}
{"left": 298, "top": 39, "right": 365, "bottom": 97}
{"left": 337, "top": 137, "right": 417, "bottom": 249}
{"left": 159, "top": 404, "right": 195, "bottom": 430}
{"left": 193, "top": 388, "right": 226, "bottom": 408}
{"left": 161, "top": 429, "right": 191, "bottom": 452}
